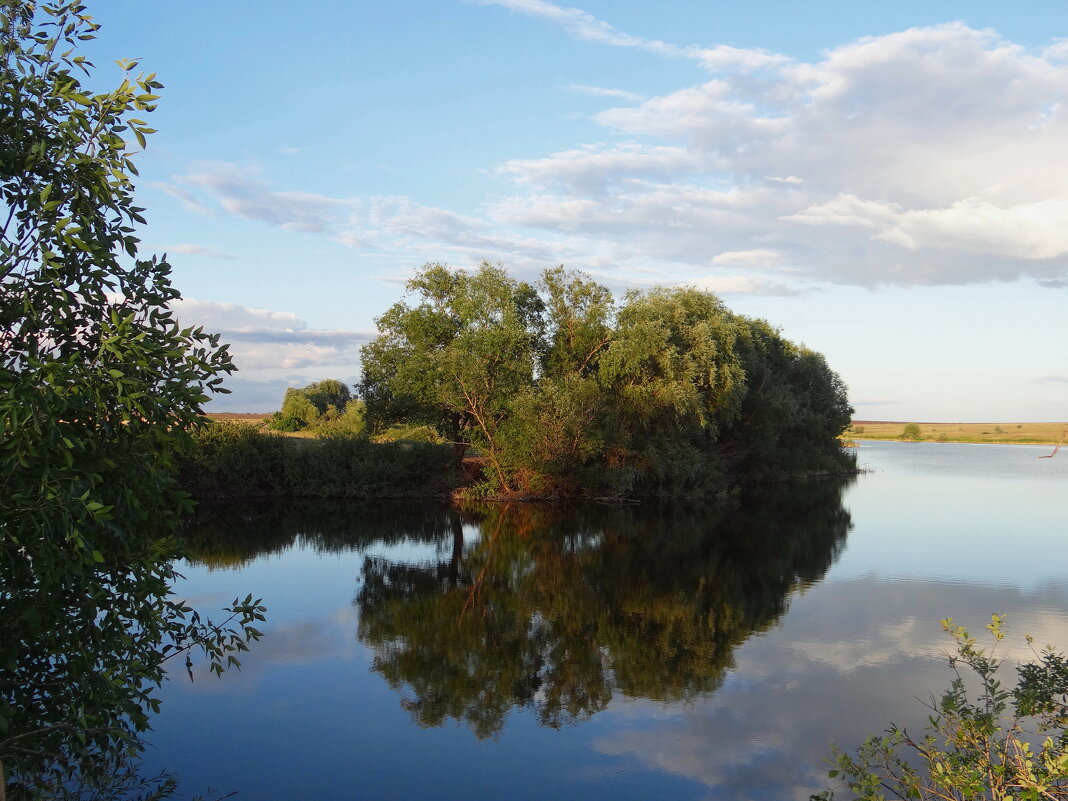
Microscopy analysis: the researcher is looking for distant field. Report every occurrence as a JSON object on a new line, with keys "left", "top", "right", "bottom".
{"left": 847, "top": 420, "right": 1066, "bottom": 445}
{"left": 206, "top": 413, "right": 271, "bottom": 423}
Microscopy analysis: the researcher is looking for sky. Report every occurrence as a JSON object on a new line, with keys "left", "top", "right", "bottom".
{"left": 81, "top": 0, "right": 1068, "bottom": 420}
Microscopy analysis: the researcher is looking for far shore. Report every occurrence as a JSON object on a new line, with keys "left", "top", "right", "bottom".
{"left": 845, "top": 420, "right": 1066, "bottom": 445}
{"left": 202, "top": 413, "right": 1065, "bottom": 447}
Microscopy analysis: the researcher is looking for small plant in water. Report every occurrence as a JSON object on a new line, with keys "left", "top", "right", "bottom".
{"left": 812, "top": 615, "right": 1068, "bottom": 800}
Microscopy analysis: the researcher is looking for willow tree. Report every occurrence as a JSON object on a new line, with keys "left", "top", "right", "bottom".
{"left": 360, "top": 265, "right": 853, "bottom": 497}
{"left": 0, "top": 3, "right": 261, "bottom": 795}
{"left": 359, "top": 262, "right": 544, "bottom": 491}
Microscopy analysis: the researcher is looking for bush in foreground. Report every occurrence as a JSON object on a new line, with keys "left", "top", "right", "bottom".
{"left": 813, "top": 615, "right": 1068, "bottom": 800}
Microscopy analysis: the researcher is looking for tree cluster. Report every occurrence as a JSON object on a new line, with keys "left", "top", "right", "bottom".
{"left": 359, "top": 263, "right": 854, "bottom": 497}
{"left": 267, "top": 379, "right": 363, "bottom": 433}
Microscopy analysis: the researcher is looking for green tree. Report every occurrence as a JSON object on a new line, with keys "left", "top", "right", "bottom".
{"left": 269, "top": 380, "right": 358, "bottom": 432}
{"left": 0, "top": 4, "right": 262, "bottom": 795}
{"left": 595, "top": 286, "right": 749, "bottom": 495}
{"left": 276, "top": 386, "right": 321, "bottom": 430}
{"left": 359, "top": 262, "right": 545, "bottom": 490}
{"left": 303, "top": 378, "right": 352, "bottom": 415}
{"left": 902, "top": 422, "right": 923, "bottom": 441}
{"left": 360, "top": 265, "right": 854, "bottom": 497}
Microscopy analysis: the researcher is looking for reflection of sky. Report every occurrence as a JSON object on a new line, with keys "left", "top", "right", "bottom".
{"left": 591, "top": 578, "right": 1068, "bottom": 801}
{"left": 829, "top": 440, "right": 1068, "bottom": 586}
{"left": 143, "top": 442, "right": 1068, "bottom": 800}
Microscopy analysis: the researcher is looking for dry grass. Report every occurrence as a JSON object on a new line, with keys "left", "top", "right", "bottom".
{"left": 203, "top": 413, "right": 337, "bottom": 439}
{"left": 205, "top": 412, "right": 270, "bottom": 424}
{"left": 846, "top": 420, "right": 1067, "bottom": 445}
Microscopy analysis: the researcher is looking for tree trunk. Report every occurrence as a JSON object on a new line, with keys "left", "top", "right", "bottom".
{"left": 448, "top": 513, "right": 464, "bottom": 588}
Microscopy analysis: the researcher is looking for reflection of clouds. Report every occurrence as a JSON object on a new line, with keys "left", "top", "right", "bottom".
{"left": 171, "top": 610, "right": 359, "bottom": 695}
{"left": 593, "top": 576, "right": 1068, "bottom": 801}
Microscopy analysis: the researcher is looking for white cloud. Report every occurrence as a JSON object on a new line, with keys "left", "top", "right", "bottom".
{"left": 166, "top": 243, "right": 238, "bottom": 260}
{"left": 472, "top": 0, "right": 684, "bottom": 58}
{"left": 710, "top": 249, "right": 785, "bottom": 268}
{"left": 488, "top": 20, "right": 1068, "bottom": 287}
{"left": 172, "top": 162, "right": 355, "bottom": 233}
{"left": 475, "top": 0, "right": 786, "bottom": 72}
{"left": 162, "top": 14, "right": 1068, "bottom": 292}
{"left": 567, "top": 84, "right": 644, "bottom": 102}
{"left": 171, "top": 298, "right": 372, "bottom": 373}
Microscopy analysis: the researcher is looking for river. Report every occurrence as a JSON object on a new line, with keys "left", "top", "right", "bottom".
{"left": 142, "top": 440, "right": 1068, "bottom": 800}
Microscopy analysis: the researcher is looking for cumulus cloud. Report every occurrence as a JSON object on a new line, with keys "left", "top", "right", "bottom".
{"left": 163, "top": 11, "right": 1068, "bottom": 292}
{"left": 488, "top": 17, "right": 1068, "bottom": 288}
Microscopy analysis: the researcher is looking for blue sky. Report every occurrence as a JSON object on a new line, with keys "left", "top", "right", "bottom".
{"left": 84, "top": 1, "right": 1068, "bottom": 420}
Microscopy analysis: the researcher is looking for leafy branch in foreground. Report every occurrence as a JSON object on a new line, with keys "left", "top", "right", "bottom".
{"left": 162, "top": 593, "right": 267, "bottom": 681}
{"left": 1, "top": 1, "right": 264, "bottom": 797}
{"left": 813, "top": 615, "right": 1068, "bottom": 801}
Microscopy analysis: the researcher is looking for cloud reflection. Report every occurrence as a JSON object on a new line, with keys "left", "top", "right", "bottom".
{"left": 592, "top": 576, "right": 1068, "bottom": 801}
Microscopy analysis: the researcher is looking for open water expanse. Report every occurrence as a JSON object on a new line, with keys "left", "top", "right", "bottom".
{"left": 144, "top": 441, "right": 1068, "bottom": 800}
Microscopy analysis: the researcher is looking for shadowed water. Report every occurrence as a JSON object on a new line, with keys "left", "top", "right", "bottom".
{"left": 141, "top": 440, "right": 1068, "bottom": 800}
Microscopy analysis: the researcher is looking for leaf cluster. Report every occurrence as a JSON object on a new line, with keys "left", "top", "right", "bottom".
{"left": 814, "top": 615, "right": 1068, "bottom": 801}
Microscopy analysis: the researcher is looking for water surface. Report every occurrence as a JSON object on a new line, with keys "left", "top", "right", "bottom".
{"left": 144, "top": 441, "right": 1068, "bottom": 800}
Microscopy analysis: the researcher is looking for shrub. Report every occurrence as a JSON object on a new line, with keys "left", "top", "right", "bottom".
{"left": 812, "top": 615, "right": 1068, "bottom": 801}
{"left": 177, "top": 423, "right": 457, "bottom": 499}
{"left": 902, "top": 422, "right": 923, "bottom": 441}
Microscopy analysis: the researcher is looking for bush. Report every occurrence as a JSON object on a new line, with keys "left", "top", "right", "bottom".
{"left": 813, "top": 615, "right": 1068, "bottom": 801}
{"left": 902, "top": 422, "right": 923, "bottom": 441}
{"left": 372, "top": 423, "right": 445, "bottom": 444}
{"left": 177, "top": 422, "right": 457, "bottom": 499}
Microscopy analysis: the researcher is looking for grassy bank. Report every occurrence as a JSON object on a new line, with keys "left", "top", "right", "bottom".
{"left": 845, "top": 420, "right": 1066, "bottom": 445}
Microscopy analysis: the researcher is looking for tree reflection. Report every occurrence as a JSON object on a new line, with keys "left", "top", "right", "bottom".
{"left": 181, "top": 499, "right": 457, "bottom": 569}
{"left": 355, "top": 477, "right": 854, "bottom": 738}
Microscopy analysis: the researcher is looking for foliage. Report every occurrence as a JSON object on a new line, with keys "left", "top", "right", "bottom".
{"left": 0, "top": 4, "right": 261, "bottom": 796}
{"left": 903, "top": 422, "right": 923, "bottom": 440}
{"left": 177, "top": 422, "right": 458, "bottom": 499}
{"left": 268, "top": 380, "right": 360, "bottom": 433}
{"left": 372, "top": 422, "right": 445, "bottom": 444}
{"left": 360, "top": 262, "right": 855, "bottom": 497}
{"left": 813, "top": 616, "right": 1068, "bottom": 801}
{"left": 359, "top": 262, "right": 544, "bottom": 488}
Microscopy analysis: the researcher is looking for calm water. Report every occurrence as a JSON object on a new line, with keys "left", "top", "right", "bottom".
{"left": 144, "top": 441, "right": 1068, "bottom": 800}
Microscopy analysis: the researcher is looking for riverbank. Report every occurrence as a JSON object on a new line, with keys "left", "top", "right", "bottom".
{"left": 183, "top": 421, "right": 858, "bottom": 501}
{"left": 845, "top": 420, "right": 1066, "bottom": 445}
